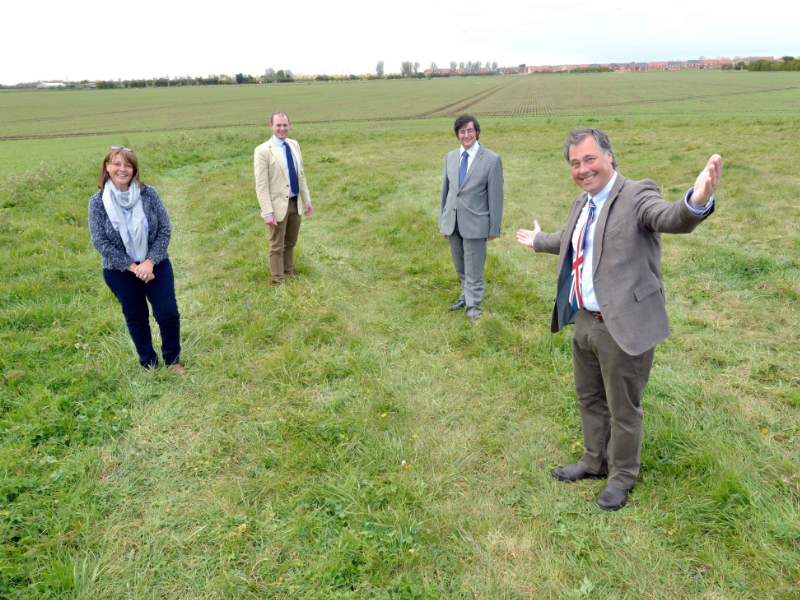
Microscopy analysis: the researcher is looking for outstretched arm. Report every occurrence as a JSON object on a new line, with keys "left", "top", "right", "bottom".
{"left": 517, "top": 219, "right": 563, "bottom": 255}
{"left": 635, "top": 154, "right": 722, "bottom": 233}
{"left": 516, "top": 221, "right": 541, "bottom": 247}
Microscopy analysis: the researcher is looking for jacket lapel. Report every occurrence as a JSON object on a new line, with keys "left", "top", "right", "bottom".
{"left": 268, "top": 140, "right": 289, "bottom": 185}
{"left": 592, "top": 174, "right": 625, "bottom": 272}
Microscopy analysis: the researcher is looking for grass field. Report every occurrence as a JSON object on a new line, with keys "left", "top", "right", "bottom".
{"left": 3, "top": 71, "right": 800, "bottom": 141}
{"left": 1, "top": 73, "right": 800, "bottom": 599}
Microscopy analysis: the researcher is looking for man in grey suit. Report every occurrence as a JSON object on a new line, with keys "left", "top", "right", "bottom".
{"left": 517, "top": 128, "right": 722, "bottom": 510}
{"left": 440, "top": 114, "right": 504, "bottom": 320}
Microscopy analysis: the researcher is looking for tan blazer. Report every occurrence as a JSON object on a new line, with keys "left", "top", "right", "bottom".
{"left": 534, "top": 174, "right": 713, "bottom": 355}
{"left": 254, "top": 137, "right": 311, "bottom": 222}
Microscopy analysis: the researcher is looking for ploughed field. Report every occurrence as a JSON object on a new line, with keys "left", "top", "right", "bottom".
{"left": 2, "top": 71, "right": 799, "bottom": 142}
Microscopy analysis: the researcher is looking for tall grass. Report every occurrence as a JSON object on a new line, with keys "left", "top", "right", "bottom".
{"left": 1, "top": 118, "right": 798, "bottom": 599}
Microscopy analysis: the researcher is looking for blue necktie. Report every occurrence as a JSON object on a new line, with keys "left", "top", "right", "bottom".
{"left": 458, "top": 151, "right": 469, "bottom": 187}
{"left": 284, "top": 142, "right": 299, "bottom": 196}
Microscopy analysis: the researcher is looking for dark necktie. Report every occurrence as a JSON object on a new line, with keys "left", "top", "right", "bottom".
{"left": 569, "top": 199, "right": 597, "bottom": 311}
{"left": 284, "top": 142, "right": 299, "bottom": 197}
{"left": 458, "top": 151, "right": 469, "bottom": 187}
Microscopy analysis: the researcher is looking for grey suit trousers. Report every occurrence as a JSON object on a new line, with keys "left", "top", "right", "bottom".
{"left": 448, "top": 219, "right": 487, "bottom": 318}
{"left": 572, "top": 308, "right": 655, "bottom": 490}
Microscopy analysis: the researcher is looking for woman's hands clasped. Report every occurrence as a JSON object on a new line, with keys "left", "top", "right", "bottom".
{"left": 128, "top": 259, "right": 155, "bottom": 283}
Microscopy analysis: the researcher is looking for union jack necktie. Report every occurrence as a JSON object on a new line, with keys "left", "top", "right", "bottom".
{"left": 569, "top": 199, "right": 597, "bottom": 311}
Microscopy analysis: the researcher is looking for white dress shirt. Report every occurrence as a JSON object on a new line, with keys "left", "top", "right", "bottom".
{"left": 571, "top": 172, "right": 617, "bottom": 311}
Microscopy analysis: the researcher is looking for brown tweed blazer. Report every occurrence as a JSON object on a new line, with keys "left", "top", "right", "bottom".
{"left": 534, "top": 174, "right": 713, "bottom": 355}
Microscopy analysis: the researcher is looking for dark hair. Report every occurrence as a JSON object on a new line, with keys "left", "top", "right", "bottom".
{"left": 453, "top": 114, "right": 480, "bottom": 140}
{"left": 270, "top": 111, "right": 289, "bottom": 124}
{"left": 97, "top": 148, "right": 142, "bottom": 190}
{"left": 564, "top": 127, "right": 617, "bottom": 168}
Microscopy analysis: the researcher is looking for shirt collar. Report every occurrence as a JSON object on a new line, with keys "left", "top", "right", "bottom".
{"left": 588, "top": 171, "right": 618, "bottom": 204}
{"left": 460, "top": 142, "right": 480, "bottom": 158}
{"left": 272, "top": 136, "right": 287, "bottom": 147}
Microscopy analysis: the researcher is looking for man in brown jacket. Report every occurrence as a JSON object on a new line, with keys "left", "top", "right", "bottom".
{"left": 517, "top": 128, "right": 722, "bottom": 510}
{"left": 254, "top": 111, "right": 313, "bottom": 284}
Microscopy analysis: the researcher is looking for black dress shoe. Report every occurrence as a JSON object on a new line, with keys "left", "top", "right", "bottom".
{"left": 551, "top": 463, "right": 608, "bottom": 482}
{"left": 447, "top": 299, "right": 466, "bottom": 311}
{"left": 596, "top": 485, "right": 630, "bottom": 511}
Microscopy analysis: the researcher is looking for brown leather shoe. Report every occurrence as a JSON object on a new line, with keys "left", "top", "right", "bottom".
{"left": 551, "top": 463, "right": 608, "bottom": 482}
{"left": 168, "top": 364, "right": 186, "bottom": 374}
{"left": 596, "top": 485, "right": 630, "bottom": 511}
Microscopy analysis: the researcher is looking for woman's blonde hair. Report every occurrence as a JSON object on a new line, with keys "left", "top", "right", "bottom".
{"left": 97, "top": 147, "right": 142, "bottom": 190}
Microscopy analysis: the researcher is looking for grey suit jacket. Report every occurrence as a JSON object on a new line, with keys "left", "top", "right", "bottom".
{"left": 439, "top": 145, "right": 504, "bottom": 239}
{"left": 534, "top": 174, "right": 713, "bottom": 356}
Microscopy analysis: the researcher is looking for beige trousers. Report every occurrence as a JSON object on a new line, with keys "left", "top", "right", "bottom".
{"left": 268, "top": 197, "right": 302, "bottom": 284}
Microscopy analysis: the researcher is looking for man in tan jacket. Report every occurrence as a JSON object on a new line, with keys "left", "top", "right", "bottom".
{"left": 254, "top": 111, "right": 312, "bottom": 284}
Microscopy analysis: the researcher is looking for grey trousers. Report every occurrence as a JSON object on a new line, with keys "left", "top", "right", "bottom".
{"left": 572, "top": 308, "right": 655, "bottom": 490}
{"left": 448, "top": 219, "right": 487, "bottom": 318}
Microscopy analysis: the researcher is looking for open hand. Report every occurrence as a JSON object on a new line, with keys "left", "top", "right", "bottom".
{"left": 516, "top": 221, "right": 541, "bottom": 247}
{"left": 691, "top": 155, "right": 722, "bottom": 206}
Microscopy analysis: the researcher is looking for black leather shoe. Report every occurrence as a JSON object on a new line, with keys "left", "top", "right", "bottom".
{"left": 447, "top": 299, "right": 466, "bottom": 311}
{"left": 551, "top": 464, "right": 608, "bottom": 483}
{"left": 596, "top": 485, "right": 630, "bottom": 511}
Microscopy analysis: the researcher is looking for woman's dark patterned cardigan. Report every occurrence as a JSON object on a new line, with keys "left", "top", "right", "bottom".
{"left": 88, "top": 185, "right": 171, "bottom": 272}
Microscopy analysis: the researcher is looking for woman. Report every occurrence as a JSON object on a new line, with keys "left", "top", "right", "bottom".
{"left": 88, "top": 146, "right": 184, "bottom": 372}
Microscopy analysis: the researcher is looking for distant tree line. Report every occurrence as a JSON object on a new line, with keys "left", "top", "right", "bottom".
{"left": 722, "top": 57, "right": 800, "bottom": 71}
{"left": 316, "top": 74, "right": 362, "bottom": 81}
{"left": 530, "top": 67, "right": 613, "bottom": 75}
{"left": 91, "top": 69, "right": 296, "bottom": 89}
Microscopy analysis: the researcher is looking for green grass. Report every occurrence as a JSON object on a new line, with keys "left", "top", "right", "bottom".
{"left": 1, "top": 85, "right": 799, "bottom": 599}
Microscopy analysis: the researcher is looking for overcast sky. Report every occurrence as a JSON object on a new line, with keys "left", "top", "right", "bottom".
{"left": 2, "top": 0, "right": 797, "bottom": 84}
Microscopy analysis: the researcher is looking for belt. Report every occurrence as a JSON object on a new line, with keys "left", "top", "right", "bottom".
{"left": 586, "top": 309, "right": 604, "bottom": 322}
{"left": 289, "top": 195, "right": 298, "bottom": 201}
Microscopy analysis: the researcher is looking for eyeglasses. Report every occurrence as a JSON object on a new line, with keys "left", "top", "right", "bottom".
{"left": 458, "top": 129, "right": 476, "bottom": 135}
{"left": 109, "top": 146, "right": 133, "bottom": 152}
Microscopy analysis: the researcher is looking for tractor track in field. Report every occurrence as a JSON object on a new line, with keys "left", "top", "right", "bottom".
{"left": 2, "top": 82, "right": 798, "bottom": 141}
{"left": 0, "top": 83, "right": 516, "bottom": 141}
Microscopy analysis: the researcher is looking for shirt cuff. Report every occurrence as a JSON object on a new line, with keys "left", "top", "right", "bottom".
{"left": 685, "top": 188, "right": 714, "bottom": 215}
{"left": 262, "top": 212, "right": 273, "bottom": 218}
{"left": 304, "top": 201, "right": 311, "bottom": 205}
